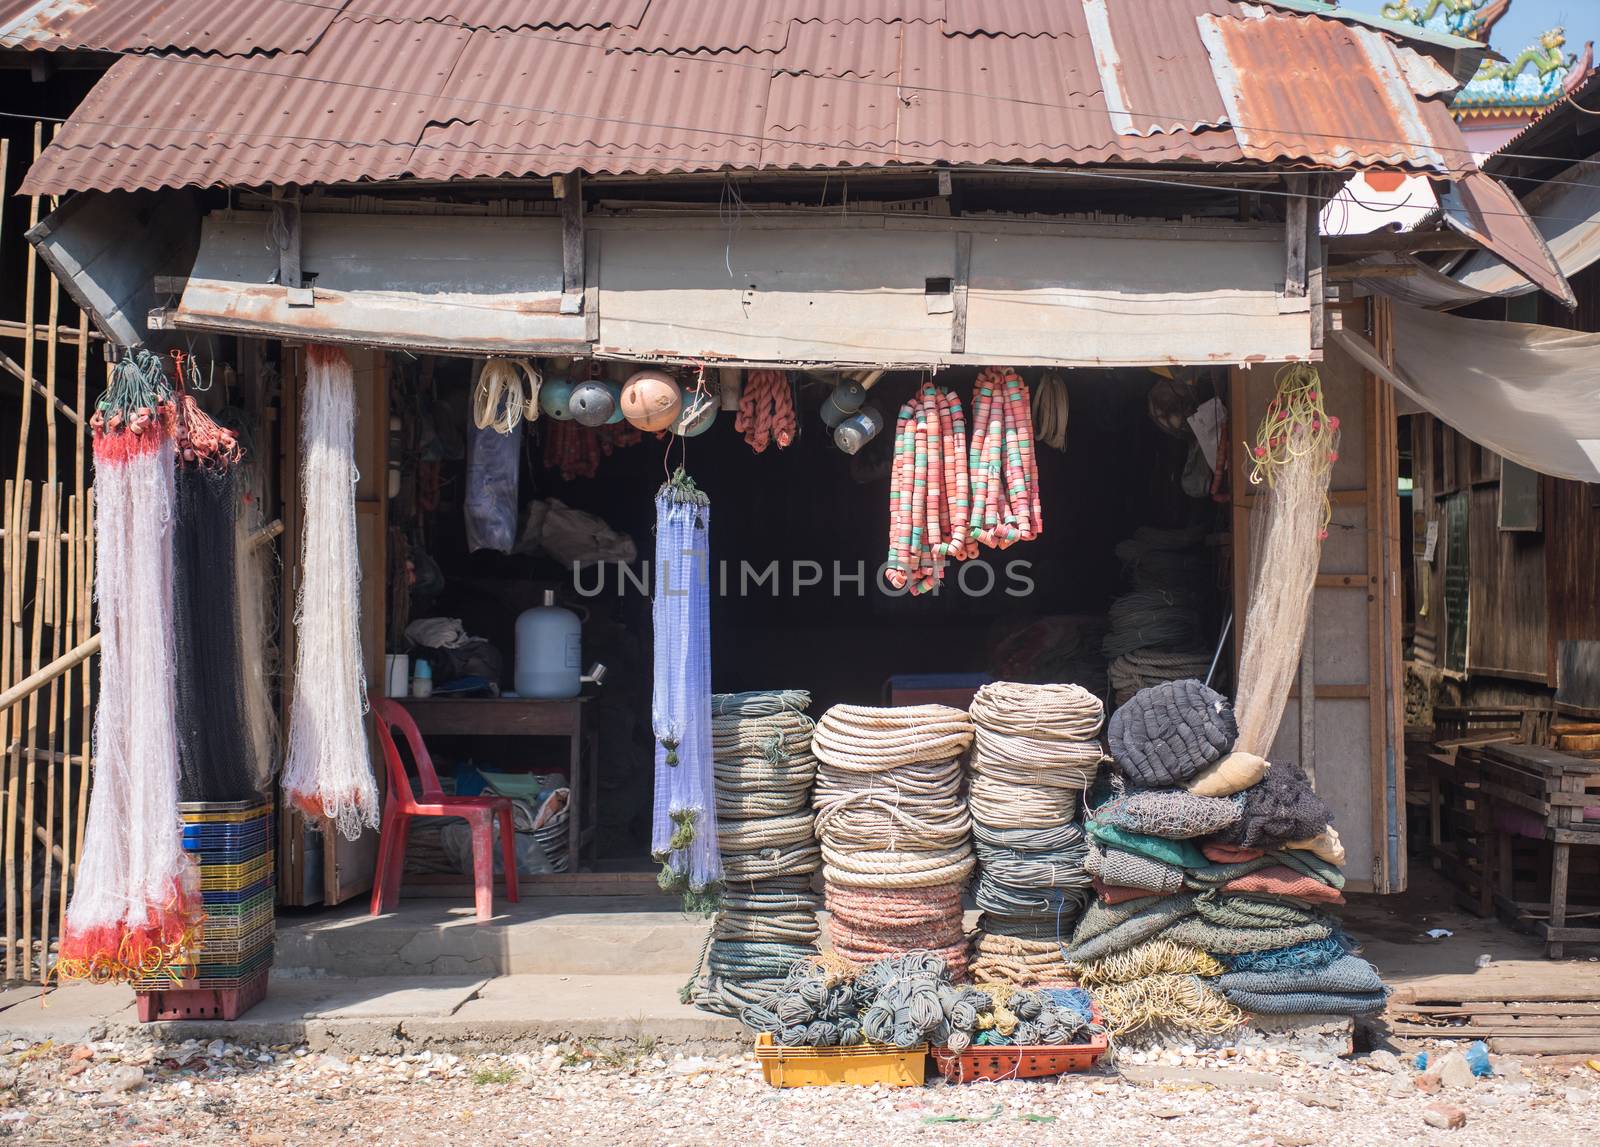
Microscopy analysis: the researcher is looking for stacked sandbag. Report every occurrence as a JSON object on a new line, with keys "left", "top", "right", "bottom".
{"left": 813, "top": 704, "right": 975, "bottom": 979}
{"left": 1104, "top": 528, "right": 1215, "bottom": 706}
{"left": 1068, "top": 679, "right": 1387, "bottom": 1031}
{"left": 964, "top": 682, "right": 1103, "bottom": 985}
{"left": 693, "top": 690, "right": 822, "bottom": 1018}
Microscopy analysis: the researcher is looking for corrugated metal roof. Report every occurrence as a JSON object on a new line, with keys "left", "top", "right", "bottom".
{"left": 21, "top": 1, "right": 1493, "bottom": 194}
{"left": 0, "top": 0, "right": 346, "bottom": 55}
{"left": 1439, "top": 170, "right": 1575, "bottom": 306}
{"left": 1199, "top": 13, "right": 1472, "bottom": 173}
{"left": 335, "top": 0, "right": 648, "bottom": 33}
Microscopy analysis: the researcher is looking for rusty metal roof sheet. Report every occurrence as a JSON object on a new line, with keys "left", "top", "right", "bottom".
{"left": 0, "top": 0, "right": 346, "bottom": 56}
{"left": 21, "top": 1, "right": 1496, "bottom": 195}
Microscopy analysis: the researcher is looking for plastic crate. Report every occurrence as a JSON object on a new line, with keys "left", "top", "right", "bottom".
{"left": 136, "top": 965, "right": 269, "bottom": 1022}
{"left": 930, "top": 1033, "right": 1109, "bottom": 1083}
{"left": 753, "top": 1033, "right": 927, "bottom": 1088}
{"left": 200, "top": 875, "right": 274, "bottom": 906}
{"left": 198, "top": 910, "right": 275, "bottom": 960}
{"left": 203, "top": 887, "right": 274, "bottom": 920}
{"left": 198, "top": 852, "right": 274, "bottom": 892}
{"left": 178, "top": 801, "right": 273, "bottom": 825}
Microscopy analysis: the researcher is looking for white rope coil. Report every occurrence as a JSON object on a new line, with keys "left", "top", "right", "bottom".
{"left": 811, "top": 704, "right": 974, "bottom": 771}
{"left": 472, "top": 358, "right": 542, "bottom": 434}
{"left": 968, "top": 682, "right": 1103, "bottom": 740}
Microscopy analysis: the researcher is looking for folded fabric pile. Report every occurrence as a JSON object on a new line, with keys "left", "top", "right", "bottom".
{"left": 965, "top": 682, "right": 1103, "bottom": 985}
{"left": 692, "top": 690, "right": 822, "bottom": 1018}
{"left": 1067, "top": 678, "right": 1387, "bottom": 1028}
{"left": 1104, "top": 528, "right": 1215, "bottom": 706}
{"left": 812, "top": 704, "right": 975, "bottom": 979}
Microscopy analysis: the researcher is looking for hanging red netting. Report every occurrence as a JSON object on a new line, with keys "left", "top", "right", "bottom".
{"left": 57, "top": 349, "right": 203, "bottom": 984}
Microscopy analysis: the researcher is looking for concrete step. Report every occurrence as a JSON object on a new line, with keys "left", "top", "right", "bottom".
{"left": 276, "top": 896, "right": 713, "bottom": 978}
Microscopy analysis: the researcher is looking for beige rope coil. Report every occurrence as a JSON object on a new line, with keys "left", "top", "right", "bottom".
{"left": 968, "top": 681, "right": 1104, "bottom": 740}
{"left": 717, "top": 811, "right": 815, "bottom": 853}
{"left": 968, "top": 932, "right": 1074, "bottom": 986}
{"left": 720, "top": 842, "right": 822, "bottom": 883}
{"left": 968, "top": 774, "right": 1078, "bottom": 831}
{"left": 819, "top": 843, "right": 974, "bottom": 888}
{"left": 813, "top": 756, "right": 970, "bottom": 853}
{"left": 811, "top": 704, "right": 974, "bottom": 770}
{"left": 472, "top": 357, "right": 542, "bottom": 433}
{"left": 970, "top": 728, "right": 1104, "bottom": 784}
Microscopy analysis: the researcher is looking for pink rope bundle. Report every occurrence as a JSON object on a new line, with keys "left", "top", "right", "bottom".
{"left": 968, "top": 366, "right": 1042, "bottom": 549}
{"left": 826, "top": 883, "right": 969, "bottom": 980}
{"left": 885, "top": 382, "right": 971, "bottom": 595}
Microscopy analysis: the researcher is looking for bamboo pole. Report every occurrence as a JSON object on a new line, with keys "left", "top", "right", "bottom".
{"left": 0, "top": 478, "right": 14, "bottom": 981}
{"left": 38, "top": 488, "right": 60, "bottom": 976}
{"left": 4, "top": 481, "right": 31, "bottom": 980}
{"left": 21, "top": 484, "right": 50, "bottom": 978}
{"left": 13, "top": 124, "right": 40, "bottom": 493}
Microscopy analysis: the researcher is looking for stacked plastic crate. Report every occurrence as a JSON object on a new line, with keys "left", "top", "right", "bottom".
{"left": 134, "top": 800, "right": 274, "bottom": 1021}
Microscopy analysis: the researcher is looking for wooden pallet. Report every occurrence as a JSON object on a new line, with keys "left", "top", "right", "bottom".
{"left": 1386, "top": 1001, "right": 1600, "bottom": 1055}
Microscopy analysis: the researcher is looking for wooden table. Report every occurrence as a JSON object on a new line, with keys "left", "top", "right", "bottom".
{"left": 400, "top": 696, "right": 596, "bottom": 876}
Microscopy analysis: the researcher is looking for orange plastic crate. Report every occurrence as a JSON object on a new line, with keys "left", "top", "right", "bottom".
{"left": 930, "top": 1031, "right": 1109, "bottom": 1083}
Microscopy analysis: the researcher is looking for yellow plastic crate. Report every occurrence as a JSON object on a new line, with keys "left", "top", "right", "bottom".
{"left": 753, "top": 1034, "right": 927, "bottom": 1088}
{"left": 198, "top": 852, "right": 274, "bottom": 891}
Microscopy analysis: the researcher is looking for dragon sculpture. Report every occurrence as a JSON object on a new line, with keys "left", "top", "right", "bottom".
{"left": 1381, "top": 0, "right": 1507, "bottom": 40}
{"left": 1478, "top": 28, "right": 1575, "bottom": 89}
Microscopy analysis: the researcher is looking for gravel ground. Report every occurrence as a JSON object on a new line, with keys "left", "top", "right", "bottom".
{"left": 2, "top": 1036, "right": 1597, "bottom": 1146}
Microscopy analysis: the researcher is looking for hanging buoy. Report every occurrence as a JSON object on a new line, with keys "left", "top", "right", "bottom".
{"left": 621, "top": 369, "right": 683, "bottom": 431}
{"left": 539, "top": 376, "right": 576, "bottom": 421}
{"left": 603, "top": 381, "right": 626, "bottom": 424}
{"left": 821, "top": 378, "right": 868, "bottom": 427}
{"left": 569, "top": 379, "right": 617, "bottom": 427}
{"left": 833, "top": 405, "right": 883, "bottom": 455}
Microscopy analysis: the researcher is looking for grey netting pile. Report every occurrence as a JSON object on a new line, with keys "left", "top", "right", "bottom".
{"left": 1212, "top": 760, "right": 1334, "bottom": 849}
{"left": 1218, "top": 953, "right": 1389, "bottom": 1016}
{"left": 1107, "top": 679, "right": 1237, "bottom": 788}
{"left": 1084, "top": 842, "right": 1185, "bottom": 895}
{"left": 1091, "top": 783, "right": 1244, "bottom": 840}
{"left": 692, "top": 690, "right": 822, "bottom": 1018}
{"left": 965, "top": 682, "right": 1105, "bottom": 985}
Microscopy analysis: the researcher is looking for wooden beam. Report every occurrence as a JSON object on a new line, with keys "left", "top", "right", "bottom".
{"left": 560, "top": 171, "right": 584, "bottom": 316}
{"left": 1326, "top": 230, "right": 1481, "bottom": 256}
{"left": 1307, "top": 175, "right": 1327, "bottom": 349}
{"left": 272, "top": 186, "right": 302, "bottom": 290}
{"left": 950, "top": 232, "right": 972, "bottom": 354}
{"left": 1285, "top": 175, "right": 1309, "bottom": 298}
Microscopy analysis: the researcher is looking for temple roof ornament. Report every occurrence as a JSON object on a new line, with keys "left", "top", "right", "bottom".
{"left": 1379, "top": 0, "right": 1510, "bottom": 42}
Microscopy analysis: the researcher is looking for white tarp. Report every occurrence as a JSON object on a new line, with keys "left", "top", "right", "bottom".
{"left": 1330, "top": 302, "right": 1600, "bottom": 482}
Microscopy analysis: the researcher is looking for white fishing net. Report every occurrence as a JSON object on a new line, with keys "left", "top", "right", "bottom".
{"left": 282, "top": 346, "right": 379, "bottom": 841}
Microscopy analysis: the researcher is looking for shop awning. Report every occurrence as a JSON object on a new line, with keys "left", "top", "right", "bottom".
{"left": 172, "top": 211, "right": 589, "bottom": 355}
{"left": 1331, "top": 302, "right": 1600, "bottom": 482}
{"left": 1449, "top": 157, "right": 1600, "bottom": 299}
{"left": 1436, "top": 172, "right": 1575, "bottom": 308}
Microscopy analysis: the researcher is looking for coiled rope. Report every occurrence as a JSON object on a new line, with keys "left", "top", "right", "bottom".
{"left": 735, "top": 369, "right": 797, "bottom": 453}
{"left": 472, "top": 358, "right": 542, "bottom": 434}
{"left": 1032, "top": 369, "right": 1069, "bottom": 451}
{"left": 691, "top": 689, "right": 821, "bottom": 1019}
{"left": 965, "top": 682, "right": 1103, "bottom": 986}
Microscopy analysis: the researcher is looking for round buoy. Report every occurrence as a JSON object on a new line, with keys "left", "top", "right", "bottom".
{"left": 539, "top": 377, "right": 576, "bottom": 421}
{"left": 569, "top": 380, "right": 616, "bottom": 427}
{"left": 603, "top": 381, "right": 626, "bottom": 424}
{"left": 676, "top": 391, "right": 718, "bottom": 437}
{"left": 620, "top": 369, "right": 682, "bottom": 431}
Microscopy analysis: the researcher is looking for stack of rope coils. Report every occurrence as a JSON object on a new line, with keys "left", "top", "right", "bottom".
{"left": 965, "top": 683, "right": 1104, "bottom": 985}
{"left": 693, "top": 690, "right": 821, "bottom": 1018}
{"left": 813, "top": 704, "right": 975, "bottom": 979}
{"left": 1104, "top": 527, "right": 1215, "bottom": 706}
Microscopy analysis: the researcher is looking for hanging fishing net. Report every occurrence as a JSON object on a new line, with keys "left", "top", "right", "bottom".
{"left": 173, "top": 462, "right": 259, "bottom": 803}
{"left": 1190, "top": 366, "right": 1340, "bottom": 795}
{"left": 282, "top": 345, "right": 379, "bottom": 840}
{"left": 57, "top": 350, "right": 202, "bottom": 984}
{"left": 234, "top": 449, "right": 281, "bottom": 795}
{"left": 650, "top": 471, "right": 720, "bottom": 903}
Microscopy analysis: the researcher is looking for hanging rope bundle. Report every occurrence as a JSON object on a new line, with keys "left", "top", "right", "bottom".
{"left": 472, "top": 358, "right": 542, "bottom": 434}
{"left": 1032, "top": 369, "right": 1069, "bottom": 451}
{"left": 283, "top": 346, "right": 379, "bottom": 840}
{"left": 812, "top": 704, "right": 973, "bottom": 976}
{"left": 965, "top": 682, "right": 1103, "bottom": 986}
{"left": 693, "top": 690, "right": 822, "bottom": 1019}
{"left": 885, "top": 382, "right": 971, "bottom": 595}
{"left": 968, "top": 367, "right": 1042, "bottom": 550}
{"left": 542, "top": 419, "right": 642, "bottom": 480}
{"left": 59, "top": 351, "right": 203, "bottom": 984}
{"left": 651, "top": 471, "right": 720, "bottom": 904}
{"left": 736, "top": 369, "right": 797, "bottom": 452}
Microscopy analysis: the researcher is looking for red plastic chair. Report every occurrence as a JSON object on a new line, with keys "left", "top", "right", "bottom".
{"left": 369, "top": 698, "right": 519, "bottom": 921}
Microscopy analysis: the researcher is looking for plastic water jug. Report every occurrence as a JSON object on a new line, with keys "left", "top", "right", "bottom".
{"left": 515, "top": 590, "right": 582, "bottom": 698}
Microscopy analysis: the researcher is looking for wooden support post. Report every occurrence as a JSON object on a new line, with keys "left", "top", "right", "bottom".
{"left": 559, "top": 171, "right": 584, "bottom": 316}
{"left": 1285, "top": 175, "right": 1309, "bottom": 299}
{"left": 272, "top": 186, "right": 303, "bottom": 292}
{"left": 1307, "top": 176, "right": 1327, "bottom": 350}
{"left": 950, "top": 232, "right": 973, "bottom": 354}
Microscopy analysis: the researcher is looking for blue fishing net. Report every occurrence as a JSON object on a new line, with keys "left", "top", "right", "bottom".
{"left": 1218, "top": 933, "right": 1353, "bottom": 974}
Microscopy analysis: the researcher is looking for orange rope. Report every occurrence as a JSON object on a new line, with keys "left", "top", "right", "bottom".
{"left": 735, "top": 369, "right": 796, "bottom": 452}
